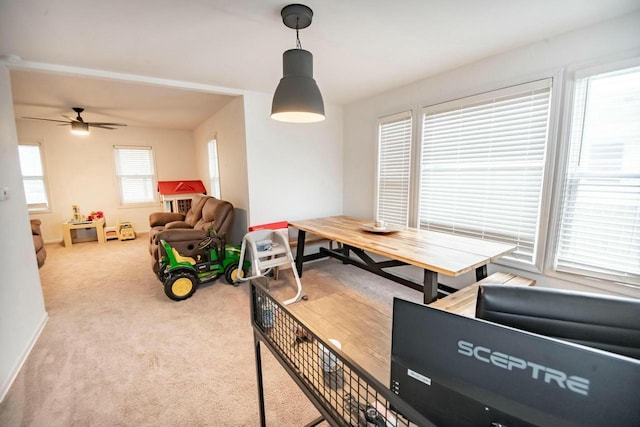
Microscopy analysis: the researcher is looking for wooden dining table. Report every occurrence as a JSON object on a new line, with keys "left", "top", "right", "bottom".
{"left": 288, "top": 215, "right": 517, "bottom": 303}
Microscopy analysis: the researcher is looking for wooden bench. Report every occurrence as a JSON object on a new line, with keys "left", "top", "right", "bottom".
{"left": 288, "top": 234, "right": 331, "bottom": 248}
{"left": 428, "top": 272, "right": 535, "bottom": 317}
{"left": 289, "top": 233, "right": 339, "bottom": 250}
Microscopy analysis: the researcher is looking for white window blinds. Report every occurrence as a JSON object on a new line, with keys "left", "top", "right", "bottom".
{"left": 18, "top": 143, "right": 49, "bottom": 211}
{"left": 555, "top": 66, "right": 640, "bottom": 285}
{"left": 208, "top": 139, "right": 221, "bottom": 199}
{"left": 114, "top": 146, "right": 156, "bottom": 204}
{"left": 419, "top": 79, "right": 552, "bottom": 264}
{"left": 376, "top": 112, "right": 412, "bottom": 226}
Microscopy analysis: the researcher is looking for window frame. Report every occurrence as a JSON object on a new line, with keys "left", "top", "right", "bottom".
{"left": 373, "top": 60, "right": 640, "bottom": 293}
{"left": 18, "top": 140, "right": 52, "bottom": 213}
{"left": 416, "top": 79, "right": 556, "bottom": 269}
{"left": 113, "top": 145, "right": 158, "bottom": 208}
{"left": 375, "top": 111, "right": 413, "bottom": 227}
{"left": 544, "top": 57, "right": 640, "bottom": 292}
{"left": 374, "top": 73, "right": 566, "bottom": 271}
{"left": 208, "top": 138, "right": 221, "bottom": 199}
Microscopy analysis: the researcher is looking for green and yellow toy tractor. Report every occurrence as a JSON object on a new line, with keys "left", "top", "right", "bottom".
{"left": 157, "top": 235, "right": 249, "bottom": 301}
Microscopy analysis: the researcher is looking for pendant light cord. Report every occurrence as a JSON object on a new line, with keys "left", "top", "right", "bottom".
{"left": 295, "top": 17, "right": 302, "bottom": 49}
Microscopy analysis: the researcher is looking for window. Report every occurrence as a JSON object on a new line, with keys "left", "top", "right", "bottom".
{"left": 376, "top": 112, "right": 412, "bottom": 226}
{"left": 114, "top": 146, "right": 157, "bottom": 205}
{"left": 18, "top": 142, "right": 50, "bottom": 211}
{"left": 419, "top": 80, "right": 552, "bottom": 264}
{"left": 554, "top": 65, "right": 640, "bottom": 286}
{"left": 208, "top": 138, "right": 221, "bottom": 199}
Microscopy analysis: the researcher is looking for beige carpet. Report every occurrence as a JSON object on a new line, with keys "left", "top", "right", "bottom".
{"left": 0, "top": 234, "right": 421, "bottom": 426}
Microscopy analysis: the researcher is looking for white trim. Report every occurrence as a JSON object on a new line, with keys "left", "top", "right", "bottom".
{"left": 534, "top": 70, "right": 564, "bottom": 271}
{"left": 544, "top": 55, "right": 640, "bottom": 289}
{"left": 375, "top": 111, "right": 413, "bottom": 226}
{"left": 378, "top": 110, "right": 412, "bottom": 125}
{"left": 573, "top": 56, "right": 640, "bottom": 79}
{"left": 113, "top": 144, "right": 152, "bottom": 150}
{"left": 207, "top": 138, "right": 222, "bottom": 199}
{"left": 545, "top": 66, "right": 578, "bottom": 281}
{"left": 544, "top": 268, "right": 640, "bottom": 298}
{"left": 0, "top": 312, "right": 48, "bottom": 403}
{"left": 3, "top": 59, "right": 244, "bottom": 96}
{"left": 18, "top": 138, "right": 53, "bottom": 214}
{"left": 117, "top": 201, "right": 159, "bottom": 209}
{"left": 417, "top": 78, "right": 553, "bottom": 266}
{"left": 422, "top": 78, "right": 552, "bottom": 114}
{"left": 113, "top": 146, "right": 158, "bottom": 206}
{"left": 409, "top": 105, "right": 421, "bottom": 228}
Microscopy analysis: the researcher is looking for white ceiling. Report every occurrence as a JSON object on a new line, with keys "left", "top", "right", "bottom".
{"left": 9, "top": 70, "right": 236, "bottom": 129}
{"left": 2, "top": 0, "right": 639, "bottom": 130}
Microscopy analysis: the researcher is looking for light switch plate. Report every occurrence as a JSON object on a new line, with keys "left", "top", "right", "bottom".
{"left": 0, "top": 187, "right": 9, "bottom": 201}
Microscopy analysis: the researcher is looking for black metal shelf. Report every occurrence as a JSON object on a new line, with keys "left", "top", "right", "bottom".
{"left": 251, "top": 279, "right": 432, "bottom": 427}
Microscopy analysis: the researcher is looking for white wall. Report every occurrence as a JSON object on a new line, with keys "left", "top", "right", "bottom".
{"left": 193, "top": 96, "right": 249, "bottom": 244}
{"left": 0, "top": 67, "right": 48, "bottom": 401}
{"left": 18, "top": 120, "right": 199, "bottom": 241}
{"left": 343, "top": 12, "right": 640, "bottom": 297}
{"left": 242, "top": 91, "right": 344, "bottom": 227}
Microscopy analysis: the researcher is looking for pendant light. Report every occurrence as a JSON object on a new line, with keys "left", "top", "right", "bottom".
{"left": 271, "top": 4, "right": 325, "bottom": 123}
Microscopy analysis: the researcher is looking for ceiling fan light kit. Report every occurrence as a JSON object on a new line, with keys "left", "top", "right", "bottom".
{"left": 71, "top": 120, "right": 89, "bottom": 135}
{"left": 22, "top": 107, "right": 127, "bottom": 135}
{"left": 271, "top": 4, "right": 325, "bottom": 123}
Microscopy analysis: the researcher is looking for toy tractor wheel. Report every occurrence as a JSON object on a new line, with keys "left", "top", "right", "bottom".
{"left": 164, "top": 271, "right": 198, "bottom": 301}
{"left": 224, "top": 263, "right": 246, "bottom": 286}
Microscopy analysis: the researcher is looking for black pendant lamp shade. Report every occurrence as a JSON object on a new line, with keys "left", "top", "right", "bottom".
{"left": 271, "top": 48, "right": 325, "bottom": 123}
{"left": 271, "top": 4, "right": 325, "bottom": 123}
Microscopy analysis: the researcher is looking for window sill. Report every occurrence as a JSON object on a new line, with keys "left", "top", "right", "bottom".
{"left": 544, "top": 269, "right": 640, "bottom": 299}
{"left": 119, "top": 202, "right": 159, "bottom": 209}
{"left": 28, "top": 208, "right": 52, "bottom": 214}
{"left": 494, "top": 257, "right": 542, "bottom": 275}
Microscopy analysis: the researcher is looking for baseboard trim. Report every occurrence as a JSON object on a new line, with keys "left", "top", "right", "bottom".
{"left": 0, "top": 311, "right": 49, "bottom": 403}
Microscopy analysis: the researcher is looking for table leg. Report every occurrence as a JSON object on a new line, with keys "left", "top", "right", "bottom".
{"left": 475, "top": 265, "right": 488, "bottom": 282}
{"left": 63, "top": 224, "right": 72, "bottom": 247}
{"left": 423, "top": 270, "right": 438, "bottom": 304}
{"left": 97, "top": 224, "right": 106, "bottom": 244}
{"left": 295, "top": 230, "right": 306, "bottom": 277}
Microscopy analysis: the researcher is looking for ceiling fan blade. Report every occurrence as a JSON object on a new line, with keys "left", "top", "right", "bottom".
{"left": 90, "top": 125, "right": 117, "bottom": 130}
{"left": 87, "top": 122, "right": 127, "bottom": 127}
{"left": 22, "top": 117, "right": 71, "bottom": 124}
{"left": 62, "top": 115, "right": 78, "bottom": 122}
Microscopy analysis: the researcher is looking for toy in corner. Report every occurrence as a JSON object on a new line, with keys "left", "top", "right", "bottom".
{"left": 117, "top": 222, "right": 136, "bottom": 241}
{"left": 87, "top": 210, "right": 104, "bottom": 221}
{"left": 156, "top": 230, "right": 251, "bottom": 301}
{"left": 72, "top": 204, "right": 82, "bottom": 222}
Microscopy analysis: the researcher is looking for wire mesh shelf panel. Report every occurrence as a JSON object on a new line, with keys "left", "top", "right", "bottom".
{"left": 251, "top": 280, "right": 431, "bottom": 427}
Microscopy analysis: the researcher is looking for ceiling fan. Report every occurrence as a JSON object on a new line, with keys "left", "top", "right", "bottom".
{"left": 22, "top": 107, "right": 127, "bottom": 134}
